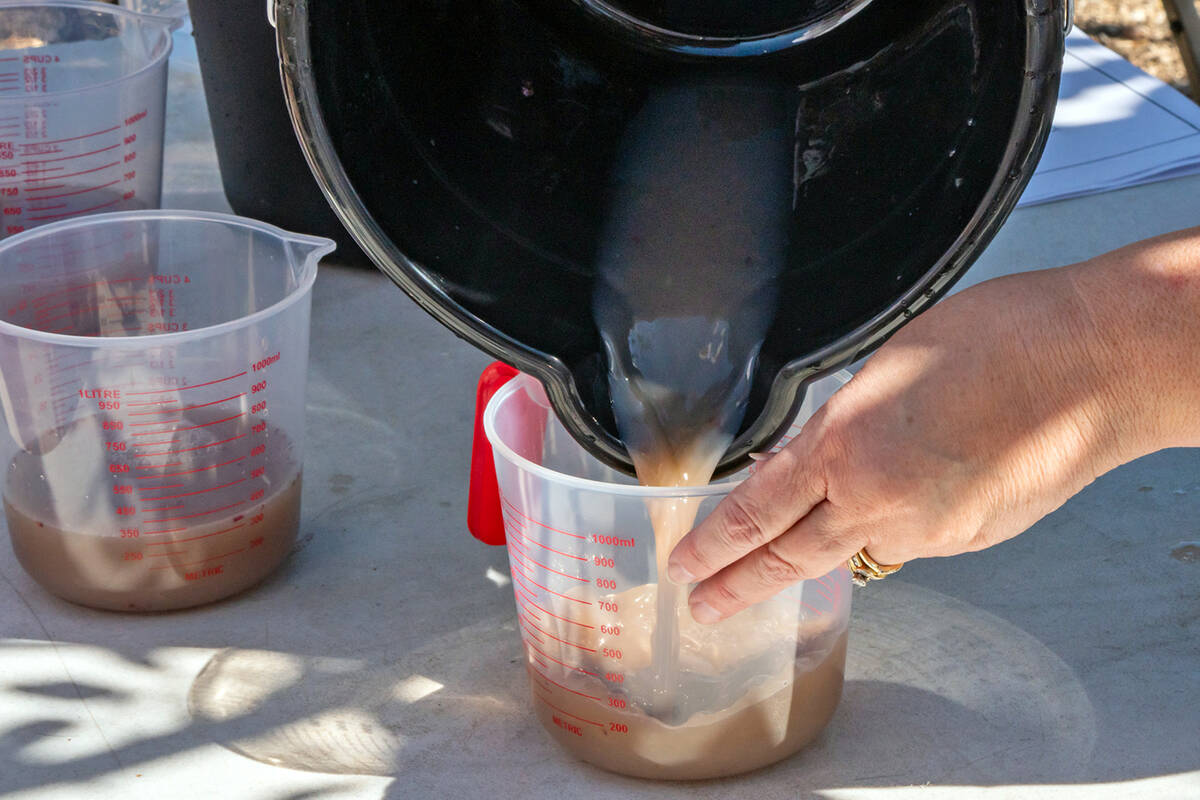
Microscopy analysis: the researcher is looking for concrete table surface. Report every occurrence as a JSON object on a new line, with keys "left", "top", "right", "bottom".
{"left": 1, "top": 29, "right": 1198, "bottom": 800}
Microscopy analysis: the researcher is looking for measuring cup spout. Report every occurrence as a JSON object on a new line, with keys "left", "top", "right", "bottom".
{"left": 285, "top": 235, "right": 338, "bottom": 269}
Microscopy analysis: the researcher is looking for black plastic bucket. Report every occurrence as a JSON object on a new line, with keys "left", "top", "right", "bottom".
{"left": 187, "top": 0, "right": 367, "bottom": 262}
{"left": 276, "top": 0, "right": 1066, "bottom": 476}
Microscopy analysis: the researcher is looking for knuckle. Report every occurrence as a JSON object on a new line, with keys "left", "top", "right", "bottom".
{"left": 709, "top": 579, "right": 746, "bottom": 610}
{"left": 755, "top": 540, "right": 807, "bottom": 586}
{"left": 716, "top": 495, "right": 771, "bottom": 551}
{"left": 675, "top": 535, "right": 715, "bottom": 576}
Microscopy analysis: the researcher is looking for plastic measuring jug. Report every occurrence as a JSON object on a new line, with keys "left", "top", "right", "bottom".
{"left": 0, "top": 210, "right": 335, "bottom": 611}
{"left": 0, "top": 1, "right": 179, "bottom": 240}
{"left": 473, "top": 365, "right": 853, "bottom": 780}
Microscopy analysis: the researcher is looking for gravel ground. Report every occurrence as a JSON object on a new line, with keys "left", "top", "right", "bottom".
{"left": 1076, "top": 0, "right": 1196, "bottom": 97}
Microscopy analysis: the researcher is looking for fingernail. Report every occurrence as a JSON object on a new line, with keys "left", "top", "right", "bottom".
{"left": 667, "top": 561, "right": 696, "bottom": 585}
{"left": 689, "top": 600, "right": 722, "bottom": 625}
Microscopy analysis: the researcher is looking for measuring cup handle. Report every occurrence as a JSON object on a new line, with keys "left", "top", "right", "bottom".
{"left": 468, "top": 362, "right": 519, "bottom": 545}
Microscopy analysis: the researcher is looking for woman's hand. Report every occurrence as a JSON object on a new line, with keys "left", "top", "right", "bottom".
{"left": 667, "top": 228, "right": 1200, "bottom": 624}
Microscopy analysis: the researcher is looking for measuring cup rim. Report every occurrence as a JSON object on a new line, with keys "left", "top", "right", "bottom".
{"left": 0, "top": 209, "right": 336, "bottom": 348}
{"left": 482, "top": 370, "right": 852, "bottom": 498}
{"left": 0, "top": 0, "right": 177, "bottom": 104}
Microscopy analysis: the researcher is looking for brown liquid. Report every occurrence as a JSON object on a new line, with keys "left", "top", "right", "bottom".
{"left": 546, "top": 80, "right": 845, "bottom": 778}
{"left": 4, "top": 415, "right": 301, "bottom": 612}
{"left": 529, "top": 631, "right": 847, "bottom": 780}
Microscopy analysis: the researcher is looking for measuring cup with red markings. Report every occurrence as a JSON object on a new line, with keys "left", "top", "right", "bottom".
{"left": 473, "top": 366, "right": 853, "bottom": 780}
{"left": 0, "top": 1, "right": 179, "bottom": 240}
{"left": 0, "top": 210, "right": 334, "bottom": 611}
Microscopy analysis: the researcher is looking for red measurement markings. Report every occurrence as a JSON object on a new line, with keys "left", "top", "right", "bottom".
{"left": 142, "top": 499, "right": 246, "bottom": 524}
{"left": 515, "top": 596, "right": 543, "bottom": 623}
{"left": 528, "top": 665, "right": 601, "bottom": 702}
{"left": 140, "top": 478, "right": 246, "bottom": 502}
{"left": 48, "top": 378, "right": 79, "bottom": 392}
{"left": 507, "top": 538, "right": 588, "bottom": 583}
{"left": 523, "top": 597, "right": 595, "bottom": 630}
{"left": 135, "top": 432, "right": 249, "bottom": 458}
{"left": 530, "top": 654, "right": 551, "bottom": 671}
{"left": 32, "top": 276, "right": 141, "bottom": 307}
{"left": 525, "top": 639, "right": 601, "bottom": 678}
{"left": 126, "top": 371, "right": 247, "bottom": 397}
{"left": 520, "top": 615, "right": 596, "bottom": 654}
{"left": 132, "top": 440, "right": 176, "bottom": 448}
{"left": 500, "top": 496, "right": 586, "bottom": 540}
{"left": 30, "top": 126, "right": 121, "bottom": 147}
{"left": 24, "top": 180, "right": 120, "bottom": 201}
{"left": 508, "top": 569, "right": 539, "bottom": 605}
{"left": 135, "top": 461, "right": 182, "bottom": 470}
{"left": 508, "top": 560, "right": 538, "bottom": 591}
{"left": 133, "top": 455, "right": 247, "bottom": 479}
{"left": 506, "top": 521, "right": 587, "bottom": 561}
{"left": 130, "top": 398, "right": 244, "bottom": 418}
{"left": 126, "top": 398, "right": 179, "bottom": 408}
{"left": 22, "top": 142, "right": 120, "bottom": 166}
{"left": 28, "top": 196, "right": 124, "bottom": 222}
{"left": 534, "top": 693, "right": 605, "bottom": 728}
{"left": 517, "top": 616, "right": 545, "bottom": 645}
{"left": 809, "top": 577, "right": 834, "bottom": 605}
{"left": 149, "top": 547, "right": 246, "bottom": 571}
{"left": 48, "top": 361, "right": 89, "bottom": 375}
{"left": 130, "top": 419, "right": 181, "bottom": 427}
{"left": 140, "top": 527, "right": 186, "bottom": 536}
{"left": 27, "top": 203, "right": 66, "bottom": 213}
{"left": 135, "top": 484, "right": 183, "bottom": 492}
{"left": 140, "top": 503, "right": 184, "bottom": 513}
{"left": 39, "top": 303, "right": 145, "bottom": 328}
{"left": 136, "top": 413, "right": 248, "bottom": 437}
{"left": 35, "top": 297, "right": 143, "bottom": 324}
{"left": 145, "top": 523, "right": 245, "bottom": 546}
{"left": 510, "top": 563, "right": 592, "bottom": 606}
{"left": 147, "top": 551, "right": 185, "bottom": 558}
{"left": 507, "top": 556, "right": 537, "bottom": 587}
{"left": 24, "top": 161, "right": 120, "bottom": 184}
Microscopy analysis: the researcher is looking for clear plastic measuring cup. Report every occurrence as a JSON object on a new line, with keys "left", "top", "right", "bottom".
{"left": 0, "top": 1, "right": 179, "bottom": 240}
{"left": 0, "top": 210, "right": 335, "bottom": 611}
{"left": 482, "top": 370, "right": 853, "bottom": 779}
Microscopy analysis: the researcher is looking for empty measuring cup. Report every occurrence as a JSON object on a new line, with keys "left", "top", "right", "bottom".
{"left": 0, "top": 210, "right": 335, "bottom": 611}
{"left": 476, "top": 368, "right": 853, "bottom": 779}
{"left": 0, "top": 1, "right": 179, "bottom": 240}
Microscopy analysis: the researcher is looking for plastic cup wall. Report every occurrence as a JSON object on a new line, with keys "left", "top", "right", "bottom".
{"left": 0, "top": 213, "right": 325, "bottom": 535}
{"left": 0, "top": 2, "right": 175, "bottom": 239}
{"left": 485, "top": 371, "right": 854, "bottom": 719}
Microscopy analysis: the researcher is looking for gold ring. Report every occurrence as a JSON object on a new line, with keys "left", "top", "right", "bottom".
{"left": 847, "top": 547, "right": 903, "bottom": 586}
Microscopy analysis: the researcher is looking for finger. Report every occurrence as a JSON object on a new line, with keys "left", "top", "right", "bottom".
{"left": 685, "top": 501, "right": 865, "bottom": 623}
{"left": 667, "top": 443, "right": 826, "bottom": 585}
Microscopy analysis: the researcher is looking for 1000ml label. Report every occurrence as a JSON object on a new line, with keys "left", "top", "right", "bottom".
{"left": 591, "top": 534, "right": 634, "bottom": 547}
